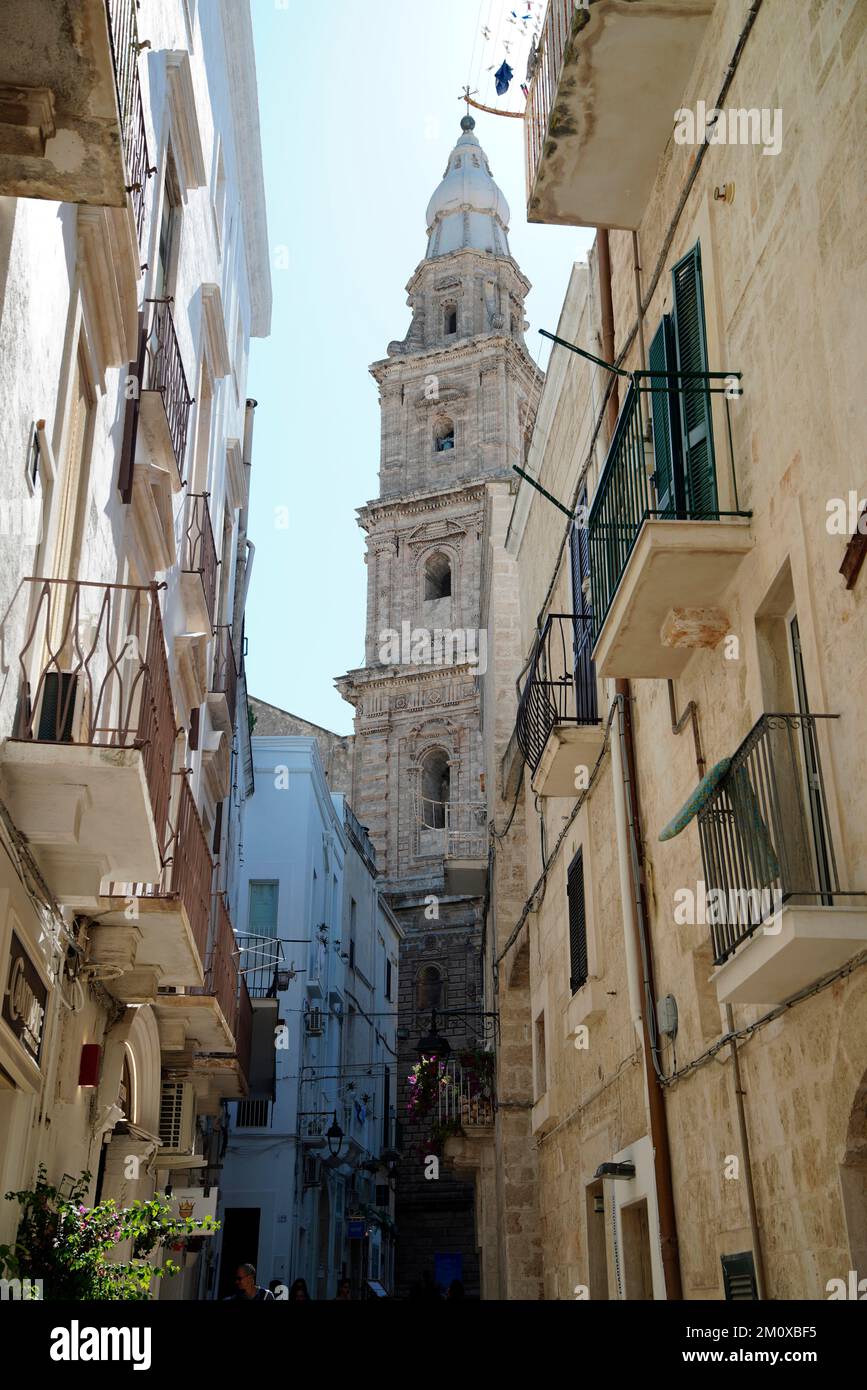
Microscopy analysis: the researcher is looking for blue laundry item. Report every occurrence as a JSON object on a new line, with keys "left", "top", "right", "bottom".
{"left": 494, "top": 60, "right": 513, "bottom": 96}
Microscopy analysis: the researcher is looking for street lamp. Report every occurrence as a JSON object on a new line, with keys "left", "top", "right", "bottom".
{"left": 416, "top": 1009, "right": 451, "bottom": 1061}
{"left": 326, "top": 1111, "right": 345, "bottom": 1159}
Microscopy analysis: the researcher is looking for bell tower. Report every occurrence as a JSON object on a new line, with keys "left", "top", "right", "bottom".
{"left": 337, "top": 116, "right": 541, "bottom": 1298}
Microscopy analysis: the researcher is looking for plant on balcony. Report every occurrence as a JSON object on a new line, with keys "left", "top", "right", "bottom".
{"left": 0, "top": 1168, "right": 218, "bottom": 1301}
{"left": 455, "top": 1046, "right": 495, "bottom": 1100}
{"left": 406, "top": 1058, "right": 449, "bottom": 1120}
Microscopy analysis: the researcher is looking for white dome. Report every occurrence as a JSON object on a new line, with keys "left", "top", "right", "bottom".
{"left": 425, "top": 116, "right": 511, "bottom": 259}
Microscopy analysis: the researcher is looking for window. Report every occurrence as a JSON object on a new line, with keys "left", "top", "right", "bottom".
{"left": 720, "top": 1251, "right": 758, "bottom": 1301}
{"left": 348, "top": 897, "right": 356, "bottom": 970}
{"left": 385, "top": 958, "right": 392, "bottom": 1001}
{"left": 534, "top": 1012, "right": 547, "bottom": 1099}
{"left": 444, "top": 305, "right": 457, "bottom": 336}
{"left": 416, "top": 964, "right": 443, "bottom": 1012}
{"left": 648, "top": 241, "right": 717, "bottom": 520}
{"left": 434, "top": 416, "right": 455, "bottom": 453}
{"left": 420, "top": 748, "right": 450, "bottom": 828}
{"left": 567, "top": 848, "right": 588, "bottom": 993}
{"left": 249, "top": 881, "right": 279, "bottom": 938}
{"left": 212, "top": 139, "right": 227, "bottom": 255}
{"left": 570, "top": 489, "right": 598, "bottom": 722}
{"left": 424, "top": 552, "right": 452, "bottom": 601}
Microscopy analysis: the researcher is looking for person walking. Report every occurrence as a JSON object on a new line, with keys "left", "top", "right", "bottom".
{"left": 334, "top": 1278, "right": 352, "bottom": 1301}
{"left": 224, "top": 1264, "right": 275, "bottom": 1300}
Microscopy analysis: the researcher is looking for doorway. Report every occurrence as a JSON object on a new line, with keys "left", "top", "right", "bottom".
{"left": 217, "top": 1207, "right": 261, "bottom": 1299}
{"left": 585, "top": 1181, "right": 609, "bottom": 1299}
{"left": 620, "top": 1199, "right": 654, "bottom": 1299}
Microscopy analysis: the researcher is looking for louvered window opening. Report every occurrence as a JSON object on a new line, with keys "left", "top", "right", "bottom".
{"left": 159, "top": 1081, "right": 185, "bottom": 1149}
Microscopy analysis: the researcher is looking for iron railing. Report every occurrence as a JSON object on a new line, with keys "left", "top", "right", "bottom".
{"left": 142, "top": 299, "right": 193, "bottom": 481}
{"left": 211, "top": 625, "right": 238, "bottom": 728}
{"left": 697, "top": 713, "right": 851, "bottom": 965}
{"left": 235, "top": 974, "right": 253, "bottom": 1083}
{"left": 437, "top": 1057, "right": 495, "bottom": 1129}
{"left": 344, "top": 801, "right": 378, "bottom": 877}
{"left": 191, "top": 894, "right": 239, "bottom": 1036}
{"left": 106, "top": 0, "right": 153, "bottom": 246}
{"left": 9, "top": 578, "right": 175, "bottom": 845}
{"left": 236, "top": 1098, "right": 271, "bottom": 1129}
{"left": 524, "top": 0, "right": 582, "bottom": 202}
{"left": 236, "top": 932, "right": 282, "bottom": 998}
{"left": 183, "top": 493, "right": 218, "bottom": 626}
{"left": 416, "top": 795, "right": 487, "bottom": 860}
{"left": 587, "top": 376, "right": 743, "bottom": 641}
{"left": 516, "top": 612, "right": 599, "bottom": 773}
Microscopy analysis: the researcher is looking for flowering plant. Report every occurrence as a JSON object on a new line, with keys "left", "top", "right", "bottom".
{"left": 406, "top": 1058, "right": 450, "bottom": 1121}
{"left": 0, "top": 1167, "right": 218, "bottom": 1301}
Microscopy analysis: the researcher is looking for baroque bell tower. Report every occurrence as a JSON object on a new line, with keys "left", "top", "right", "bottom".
{"left": 337, "top": 116, "right": 541, "bottom": 1297}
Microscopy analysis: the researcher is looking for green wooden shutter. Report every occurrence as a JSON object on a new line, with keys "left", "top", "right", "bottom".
{"left": 720, "top": 1251, "right": 758, "bottom": 1300}
{"left": 249, "top": 880, "right": 279, "bottom": 938}
{"left": 648, "top": 315, "right": 685, "bottom": 517}
{"left": 672, "top": 243, "right": 718, "bottom": 519}
{"left": 570, "top": 494, "right": 598, "bottom": 724}
{"left": 567, "top": 848, "right": 588, "bottom": 994}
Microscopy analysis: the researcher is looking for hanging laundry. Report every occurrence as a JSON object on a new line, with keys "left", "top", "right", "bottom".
{"left": 494, "top": 60, "right": 514, "bottom": 96}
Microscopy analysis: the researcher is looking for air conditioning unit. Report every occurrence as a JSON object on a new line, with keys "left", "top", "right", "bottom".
{"left": 305, "top": 1007, "right": 324, "bottom": 1036}
{"left": 159, "top": 1080, "right": 196, "bottom": 1153}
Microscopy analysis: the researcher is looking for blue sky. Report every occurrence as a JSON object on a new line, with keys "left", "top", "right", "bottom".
{"left": 245, "top": 0, "right": 593, "bottom": 733}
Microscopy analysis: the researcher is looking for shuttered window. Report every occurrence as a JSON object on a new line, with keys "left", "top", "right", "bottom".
{"left": 671, "top": 242, "right": 718, "bottom": 519}
{"left": 720, "top": 1251, "right": 758, "bottom": 1300}
{"left": 647, "top": 314, "right": 684, "bottom": 517}
{"left": 249, "top": 880, "right": 279, "bottom": 938}
{"left": 567, "top": 847, "right": 588, "bottom": 994}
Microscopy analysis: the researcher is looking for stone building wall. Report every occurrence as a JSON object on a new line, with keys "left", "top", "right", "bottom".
{"left": 248, "top": 697, "right": 354, "bottom": 797}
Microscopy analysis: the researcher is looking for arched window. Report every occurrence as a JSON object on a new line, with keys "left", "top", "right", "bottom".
{"left": 444, "top": 305, "right": 458, "bottom": 336}
{"left": 434, "top": 416, "right": 455, "bottom": 452}
{"left": 420, "top": 747, "right": 450, "bottom": 828}
{"left": 424, "top": 552, "right": 452, "bottom": 601}
{"left": 416, "top": 964, "right": 444, "bottom": 1011}
{"left": 118, "top": 1049, "right": 135, "bottom": 1121}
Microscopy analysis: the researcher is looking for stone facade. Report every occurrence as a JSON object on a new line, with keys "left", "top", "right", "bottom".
{"left": 471, "top": 0, "right": 867, "bottom": 1301}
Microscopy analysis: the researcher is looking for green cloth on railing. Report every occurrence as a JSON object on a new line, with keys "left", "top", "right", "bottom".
{"left": 658, "top": 759, "right": 731, "bottom": 841}
{"left": 728, "top": 765, "right": 780, "bottom": 887}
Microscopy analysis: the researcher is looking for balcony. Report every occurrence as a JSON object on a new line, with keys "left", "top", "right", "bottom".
{"left": 438, "top": 1058, "right": 495, "bottom": 1131}
{"left": 91, "top": 775, "right": 213, "bottom": 1001}
{"left": 525, "top": 0, "right": 715, "bottom": 228}
{"left": 516, "top": 613, "right": 602, "bottom": 796}
{"left": 137, "top": 299, "right": 194, "bottom": 486}
{"left": 416, "top": 794, "right": 488, "bottom": 896}
{"left": 694, "top": 714, "right": 867, "bottom": 1005}
{"left": 181, "top": 494, "right": 218, "bottom": 632}
{"left": 0, "top": 579, "right": 176, "bottom": 906}
{"left": 0, "top": 0, "right": 154, "bottom": 231}
{"left": 588, "top": 377, "right": 751, "bottom": 679}
{"left": 344, "top": 800, "right": 378, "bottom": 877}
{"left": 155, "top": 894, "right": 246, "bottom": 1096}
{"left": 207, "top": 625, "right": 238, "bottom": 736}
{"left": 236, "top": 932, "right": 281, "bottom": 1100}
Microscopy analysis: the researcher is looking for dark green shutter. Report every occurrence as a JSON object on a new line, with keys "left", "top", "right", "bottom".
{"left": 672, "top": 243, "right": 718, "bottom": 519}
{"left": 567, "top": 848, "right": 588, "bottom": 994}
{"left": 570, "top": 493, "right": 598, "bottom": 724}
{"left": 648, "top": 315, "right": 685, "bottom": 517}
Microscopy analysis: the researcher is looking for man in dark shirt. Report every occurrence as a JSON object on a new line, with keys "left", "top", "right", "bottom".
{"left": 225, "top": 1263, "right": 275, "bottom": 1300}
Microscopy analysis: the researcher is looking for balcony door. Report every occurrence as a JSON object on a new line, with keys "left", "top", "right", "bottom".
{"left": 789, "top": 613, "right": 833, "bottom": 902}
{"left": 570, "top": 489, "right": 598, "bottom": 724}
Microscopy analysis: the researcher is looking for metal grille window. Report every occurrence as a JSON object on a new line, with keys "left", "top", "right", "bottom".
{"left": 236, "top": 1098, "right": 271, "bottom": 1129}
{"left": 567, "top": 848, "right": 588, "bottom": 994}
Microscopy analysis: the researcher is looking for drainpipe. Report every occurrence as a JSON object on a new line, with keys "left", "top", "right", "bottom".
{"left": 617, "top": 683, "right": 682, "bottom": 1299}
{"left": 610, "top": 695, "right": 643, "bottom": 1044}
{"left": 597, "top": 226, "right": 682, "bottom": 1298}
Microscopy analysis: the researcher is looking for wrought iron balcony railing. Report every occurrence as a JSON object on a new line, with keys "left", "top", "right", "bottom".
{"left": 235, "top": 974, "right": 253, "bottom": 1084}
{"left": 142, "top": 298, "right": 194, "bottom": 481}
{"left": 587, "top": 375, "right": 744, "bottom": 642}
{"left": 106, "top": 0, "right": 153, "bottom": 246}
{"left": 344, "top": 800, "right": 378, "bottom": 877}
{"left": 211, "top": 625, "right": 238, "bottom": 728}
{"left": 9, "top": 577, "right": 175, "bottom": 846}
{"left": 236, "top": 932, "right": 283, "bottom": 999}
{"left": 516, "top": 612, "right": 599, "bottom": 774}
{"left": 190, "top": 893, "right": 239, "bottom": 1035}
{"left": 437, "top": 1058, "right": 495, "bottom": 1129}
{"left": 524, "top": 0, "right": 580, "bottom": 203}
{"left": 183, "top": 493, "right": 218, "bottom": 627}
{"left": 697, "top": 713, "right": 854, "bottom": 965}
